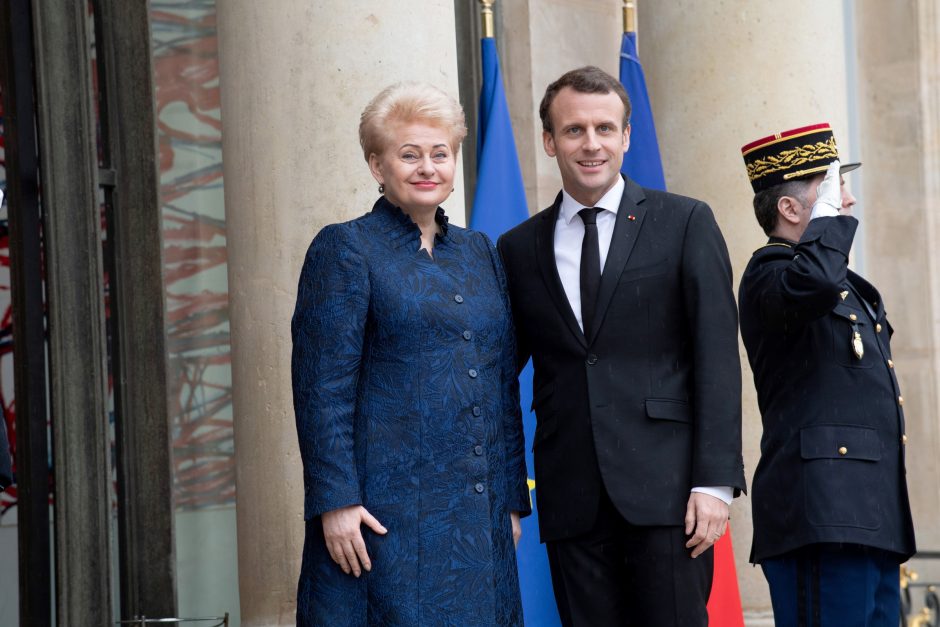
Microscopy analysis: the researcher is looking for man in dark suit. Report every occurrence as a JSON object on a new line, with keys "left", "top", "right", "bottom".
{"left": 497, "top": 66, "right": 746, "bottom": 627}
{"left": 738, "top": 123, "right": 915, "bottom": 626}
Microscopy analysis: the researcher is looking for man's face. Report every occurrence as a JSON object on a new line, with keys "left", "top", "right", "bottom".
{"left": 543, "top": 87, "right": 630, "bottom": 207}
{"left": 789, "top": 172, "right": 858, "bottom": 236}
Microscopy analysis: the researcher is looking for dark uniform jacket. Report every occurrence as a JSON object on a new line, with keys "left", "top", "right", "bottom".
{"left": 739, "top": 215, "right": 915, "bottom": 563}
{"left": 498, "top": 175, "right": 746, "bottom": 542}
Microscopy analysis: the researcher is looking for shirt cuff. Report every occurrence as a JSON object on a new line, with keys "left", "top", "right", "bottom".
{"left": 810, "top": 204, "right": 840, "bottom": 220}
{"left": 691, "top": 485, "right": 733, "bottom": 505}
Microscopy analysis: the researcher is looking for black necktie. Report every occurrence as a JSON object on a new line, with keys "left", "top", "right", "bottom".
{"left": 578, "top": 207, "right": 602, "bottom": 338}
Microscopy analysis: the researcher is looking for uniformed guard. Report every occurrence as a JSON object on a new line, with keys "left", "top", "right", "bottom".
{"left": 738, "top": 123, "right": 916, "bottom": 627}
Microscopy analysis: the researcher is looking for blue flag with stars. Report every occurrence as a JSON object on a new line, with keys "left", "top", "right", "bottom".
{"left": 470, "top": 36, "right": 561, "bottom": 627}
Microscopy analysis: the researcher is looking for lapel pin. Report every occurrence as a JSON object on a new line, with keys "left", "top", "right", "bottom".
{"left": 627, "top": 215, "right": 636, "bottom": 221}
{"left": 840, "top": 290, "right": 849, "bottom": 301}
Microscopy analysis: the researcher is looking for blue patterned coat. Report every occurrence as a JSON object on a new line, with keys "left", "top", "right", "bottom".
{"left": 291, "top": 198, "right": 531, "bottom": 626}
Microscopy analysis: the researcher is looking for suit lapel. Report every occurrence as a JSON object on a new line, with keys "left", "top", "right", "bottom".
{"left": 587, "top": 176, "right": 647, "bottom": 344}
{"left": 536, "top": 193, "right": 588, "bottom": 349}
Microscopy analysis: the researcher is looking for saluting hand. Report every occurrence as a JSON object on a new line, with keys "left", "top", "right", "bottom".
{"left": 321, "top": 505, "right": 388, "bottom": 577}
{"left": 684, "top": 492, "right": 729, "bottom": 559}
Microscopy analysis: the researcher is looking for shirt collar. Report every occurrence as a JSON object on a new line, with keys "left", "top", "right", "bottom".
{"left": 559, "top": 176, "right": 625, "bottom": 225}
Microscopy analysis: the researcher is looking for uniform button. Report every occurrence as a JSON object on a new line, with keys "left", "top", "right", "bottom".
{"left": 876, "top": 323, "right": 883, "bottom": 333}
{"left": 849, "top": 313, "right": 857, "bottom": 321}
{"left": 898, "top": 395, "right": 904, "bottom": 406}
{"left": 838, "top": 446, "right": 848, "bottom": 456}
{"left": 472, "top": 406, "right": 482, "bottom": 416}
{"left": 462, "top": 330, "right": 472, "bottom": 340}
{"left": 902, "top": 434, "right": 909, "bottom": 445}
{"left": 474, "top": 445, "right": 484, "bottom": 456}
{"left": 469, "top": 369, "right": 478, "bottom": 378}
{"left": 888, "top": 359, "right": 895, "bottom": 369}
{"left": 474, "top": 483, "right": 485, "bottom": 493}
{"left": 586, "top": 354, "right": 598, "bottom": 365}
{"left": 454, "top": 294, "right": 464, "bottom": 303}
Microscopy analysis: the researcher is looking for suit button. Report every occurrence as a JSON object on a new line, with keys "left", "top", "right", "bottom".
{"left": 474, "top": 445, "right": 484, "bottom": 456}
{"left": 586, "top": 354, "right": 598, "bottom": 365}
{"left": 474, "top": 483, "right": 485, "bottom": 493}
{"left": 899, "top": 395, "right": 904, "bottom": 406}
{"left": 469, "top": 369, "right": 478, "bottom": 379}
{"left": 876, "top": 323, "right": 883, "bottom": 333}
{"left": 838, "top": 446, "right": 848, "bottom": 456}
{"left": 472, "top": 406, "right": 482, "bottom": 416}
{"left": 902, "top": 434, "right": 909, "bottom": 445}
{"left": 849, "top": 313, "right": 858, "bottom": 321}
{"left": 462, "top": 330, "right": 472, "bottom": 340}
{"left": 454, "top": 294, "right": 464, "bottom": 303}
{"left": 888, "top": 359, "right": 895, "bottom": 369}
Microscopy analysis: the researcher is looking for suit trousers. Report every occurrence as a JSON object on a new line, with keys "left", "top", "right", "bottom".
{"left": 545, "top": 489, "right": 713, "bottom": 627}
{"left": 761, "top": 543, "right": 901, "bottom": 627}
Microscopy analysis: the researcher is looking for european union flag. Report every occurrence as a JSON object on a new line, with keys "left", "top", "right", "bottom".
{"left": 470, "top": 36, "right": 561, "bottom": 627}
{"left": 619, "top": 31, "right": 666, "bottom": 191}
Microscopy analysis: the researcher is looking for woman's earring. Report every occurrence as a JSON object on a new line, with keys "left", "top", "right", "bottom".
{"left": 378, "top": 184, "right": 385, "bottom": 194}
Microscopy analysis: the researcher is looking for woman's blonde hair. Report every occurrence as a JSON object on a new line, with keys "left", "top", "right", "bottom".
{"left": 359, "top": 82, "right": 467, "bottom": 161}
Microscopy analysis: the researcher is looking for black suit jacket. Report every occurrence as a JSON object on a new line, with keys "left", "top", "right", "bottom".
{"left": 739, "top": 215, "right": 916, "bottom": 563}
{"left": 497, "top": 176, "right": 746, "bottom": 542}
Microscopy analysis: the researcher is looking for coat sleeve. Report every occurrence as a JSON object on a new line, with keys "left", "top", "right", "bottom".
{"left": 758, "top": 216, "right": 859, "bottom": 330}
{"left": 496, "top": 233, "right": 533, "bottom": 375}
{"left": 291, "top": 224, "right": 369, "bottom": 520}
{"left": 680, "top": 202, "right": 747, "bottom": 495}
{"left": 485, "top": 234, "right": 532, "bottom": 517}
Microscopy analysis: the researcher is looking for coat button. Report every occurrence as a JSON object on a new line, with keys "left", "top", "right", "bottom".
{"left": 474, "top": 483, "right": 485, "bottom": 493}
{"left": 454, "top": 294, "right": 464, "bottom": 303}
{"left": 876, "top": 323, "right": 883, "bottom": 333}
{"left": 469, "top": 369, "right": 478, "bottom": 378}
{"left": 472, "top": 406, "right": 482, "bottom": 416}
{"left": 462, "top": 330, "right": 472, "bottom": 340}
{"left": 898, "top": 395, "right": 904, "bottom": 406}
{"left": 849, "top": 313, "right": 857, "bottom": 321}
{"left": 474, "top": 445, "right": 484, "bottom": 456}
{"left": 888, "top": 359, "right": 895, "bottom": 369}
{"left": 838, "top": 446, "right": 848, "bottom": 456}
{"left": 586, "top": 354, "right": 598, "bottom": 365}
{"left": 902, "top": 434, "right": 909, "bottom": 445}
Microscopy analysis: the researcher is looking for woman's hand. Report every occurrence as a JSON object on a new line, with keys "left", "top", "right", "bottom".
{"left": 321, "top": 505, "right": 388, "bottom": 577}
{"left": 511, "top": 511, "right": 522, "bottom": 548}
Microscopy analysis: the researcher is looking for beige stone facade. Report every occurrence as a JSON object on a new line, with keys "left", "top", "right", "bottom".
{"left": 217, "top": 2, "right": 940, "bottom": 624}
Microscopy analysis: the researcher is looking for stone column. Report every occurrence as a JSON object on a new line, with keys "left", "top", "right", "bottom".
{"left": 640, "top": 2, "right": 852, "bottom": 621}
{"left": 216, "top": 3, "right": 464, "bottom": 625}
{"left": 855, "top": 0, "right": 940, "bottom": 557}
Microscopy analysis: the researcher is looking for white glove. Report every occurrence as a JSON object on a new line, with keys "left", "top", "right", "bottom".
{"left": 810, "top": 160, "right": 841, "bottom": 219}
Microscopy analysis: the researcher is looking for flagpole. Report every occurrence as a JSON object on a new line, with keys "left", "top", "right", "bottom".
{"left": 623, "top": 0, "right": 637, "bottom": 34}
{"left": 479, "top": 0, "right": 495, "bottom": 39}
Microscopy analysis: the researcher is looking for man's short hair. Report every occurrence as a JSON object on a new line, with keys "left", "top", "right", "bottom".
{"left": 539, "top": 66, "right": 631, "bottom": 134}
{"left": 753, "top": 179, "right": 814, "bottom": 236}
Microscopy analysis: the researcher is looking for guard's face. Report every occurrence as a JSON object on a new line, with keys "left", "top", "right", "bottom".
{"left": 543, "top": 88, "right": 630, "bottom": 207}
{"left": 788, "top": 173, "right": 858, "bottom": 237}
{"left": 369, "top": 123, "right": 456, "bottom": 214}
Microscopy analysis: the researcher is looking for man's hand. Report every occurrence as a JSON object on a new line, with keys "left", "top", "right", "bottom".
{"left": 684, "top": 492, "right": 729, "bottom": 559}
{"left": 511, "top": 511, "right": 522, "bottom": 548}
{"left": 321, "top": 504, "right": 388, "bottom": 577}
{"left": 811, "top": 159, "right": 842, "bottom": 218}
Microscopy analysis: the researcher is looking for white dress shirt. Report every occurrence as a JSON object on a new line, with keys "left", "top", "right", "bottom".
{"left": 552, "top": 177, "right": 732, "bottom": 506}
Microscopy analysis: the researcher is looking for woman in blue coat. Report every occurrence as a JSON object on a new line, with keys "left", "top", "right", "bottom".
{"left": 291, "top": 82, "right": 531, "bottom": 626}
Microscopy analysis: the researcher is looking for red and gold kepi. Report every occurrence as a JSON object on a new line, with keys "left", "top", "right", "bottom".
{"left": 741, "top": 123, "right": 861, "bottom": 193}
